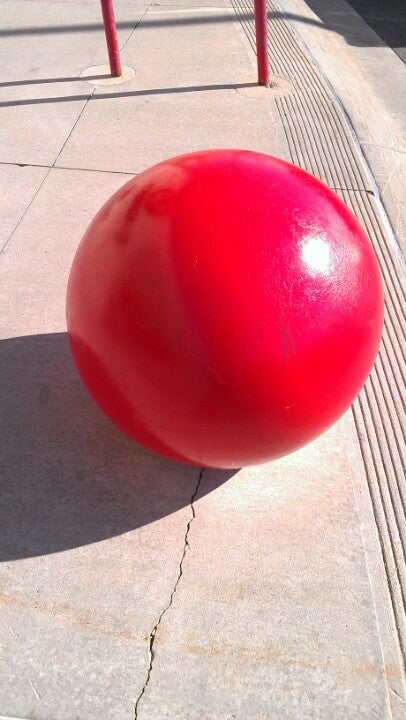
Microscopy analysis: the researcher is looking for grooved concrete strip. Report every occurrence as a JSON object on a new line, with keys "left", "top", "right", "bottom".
{"left": 275, "top": 0, "right": 406, "bottom": 253}
{"left": 232, "top": 0, "right": 406, "bottom": 692}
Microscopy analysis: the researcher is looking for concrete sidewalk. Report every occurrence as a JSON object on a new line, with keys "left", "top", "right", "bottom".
{"left": 0, "top": 1, "right": 404, "bottom": 719}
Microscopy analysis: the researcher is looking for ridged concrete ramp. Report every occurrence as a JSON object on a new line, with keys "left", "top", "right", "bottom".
{"left": 233, "top": 0, "right": 406, "bottom": 678}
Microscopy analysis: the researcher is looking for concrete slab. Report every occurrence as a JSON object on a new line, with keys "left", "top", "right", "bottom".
{"left": 0, "top": 164, "right": 48, "bottom": 251}
{"left": 0, "top": 166, "right": 207, "bottom": 719}
{"left": 0, "top": 384, "right": 202, "bottom": 719}
{"left": 0, "top": 0, "right": 147, "bottom": 165}
{"left": 0, "top": 90, "right": 91, "bottom": 166}
{"left": 0, "top": 167, "right": 131, "bottom": 336}
{"left": 56, "top": 6, "right": 290, "bottom": 173}
{"left": 0, "top": 166, "right": 397, "bottom": 719}
{"left": 57, "top": 89, "right": 288, "bottom": 174}
{"left": 135, "top": 412, "right": 395, "bottom": 719}
{"left": 0, "top": 0, "right": 146, "bottom": 76}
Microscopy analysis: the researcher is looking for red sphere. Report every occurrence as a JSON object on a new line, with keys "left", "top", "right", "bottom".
{"left": 66, "top": 150, "right": 383, "bottom": 468}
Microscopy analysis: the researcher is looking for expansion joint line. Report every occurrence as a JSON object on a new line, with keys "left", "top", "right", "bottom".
{"left": 120, "top": 0, "right": 154, "bottom": 53}
{"left": 134, "top": 468, "right": 204, "bottom": 718}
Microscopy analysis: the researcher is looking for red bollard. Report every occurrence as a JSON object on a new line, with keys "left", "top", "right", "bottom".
{"left": 254, "top": 0, "right": 270, "bottom": 87}
{"left": 100, "top": 0, "right": 122, "bottom": 77}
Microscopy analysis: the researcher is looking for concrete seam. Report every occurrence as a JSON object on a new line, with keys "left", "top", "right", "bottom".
{"left": 0, "top": 87, "right": 95, "bottom": 255}
{"left": 119, "top": 1, "right": 154, "bottom": 54}
{"left": 52, "top": 86, "right": 96, "bottom": 167}
{"left": 0, "top": 168, "right": 51, "bottom": 256}
{"left": 0, "top": 160, "right": 136, "bottom": 177}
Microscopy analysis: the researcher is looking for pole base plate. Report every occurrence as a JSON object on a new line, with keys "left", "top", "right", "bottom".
{"left": 80, "top": 65, "right": 135, "bottom": 85}
{"left": 236, "top": 74, "right": 292, "bottom": 98}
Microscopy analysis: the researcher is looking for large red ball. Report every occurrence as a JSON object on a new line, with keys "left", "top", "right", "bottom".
{"left": 66, "top": 150, "right": 383, "bottom": 468}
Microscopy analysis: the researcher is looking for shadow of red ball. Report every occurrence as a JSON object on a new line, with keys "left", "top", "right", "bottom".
{"left": 66, "top": 150, "right": 384, "bottom": 468}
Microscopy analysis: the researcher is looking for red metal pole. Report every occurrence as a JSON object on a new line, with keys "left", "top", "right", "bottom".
{"left": 254, "top": 0, "right": 270, "bottom": 87}
{"left": 100, "top": 0, "right": 122, "bottom": 77}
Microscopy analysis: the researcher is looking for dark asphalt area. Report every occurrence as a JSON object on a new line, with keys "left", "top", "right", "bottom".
{"left": 345, "top": 0, "right": 405, "bottom": 63}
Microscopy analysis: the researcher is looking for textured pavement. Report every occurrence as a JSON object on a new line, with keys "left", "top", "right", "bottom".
{"left": 0, "top": 1, "right": 405, "bottom": 719}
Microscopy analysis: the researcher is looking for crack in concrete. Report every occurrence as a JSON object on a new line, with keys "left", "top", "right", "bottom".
{"left": 28, "top": 679, "right": 40, "bottom": 700}
{"left": 134, "top": 467, "right": 204, "bottom": 719}
{"left": 390, "top": 686, "right": 406, "bottom": 703}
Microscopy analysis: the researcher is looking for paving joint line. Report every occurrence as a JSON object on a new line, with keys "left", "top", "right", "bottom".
{"left": 0, "top": 161, "right": 51, "bottom": 170}
{"left": 0, "top": 169, "right": 50, "bottom": 256}
{"left": 55, "top": 164, "right": 136, "bottom": 176}
{"left": 51, "top": 86, "right": 96, "bottom": 168}
{"left": 119, "top": 0, "right": 154, "bottom": 53}
{"left": 0, "top": 159, "right": 137, "bottom": 176}
{"left": 1, "top": 87, "right": 96, "bottom": 255}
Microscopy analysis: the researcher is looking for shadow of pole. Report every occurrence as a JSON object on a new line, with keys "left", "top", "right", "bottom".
{"left": 0, "top": 7, "right": 389, "bottom": 48}
{"left": 0, "top": 74, "right": 111, "bottom": 88}
{"left": 0, "top": 81, "right": 256, "bottom": 108}
{"left": 0, "top": 12, "right": 263, "bottom": 36}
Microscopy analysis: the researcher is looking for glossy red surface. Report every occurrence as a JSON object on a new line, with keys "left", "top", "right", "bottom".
{"left": 66, "top": 150, "right": 384, "bottom": 468}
